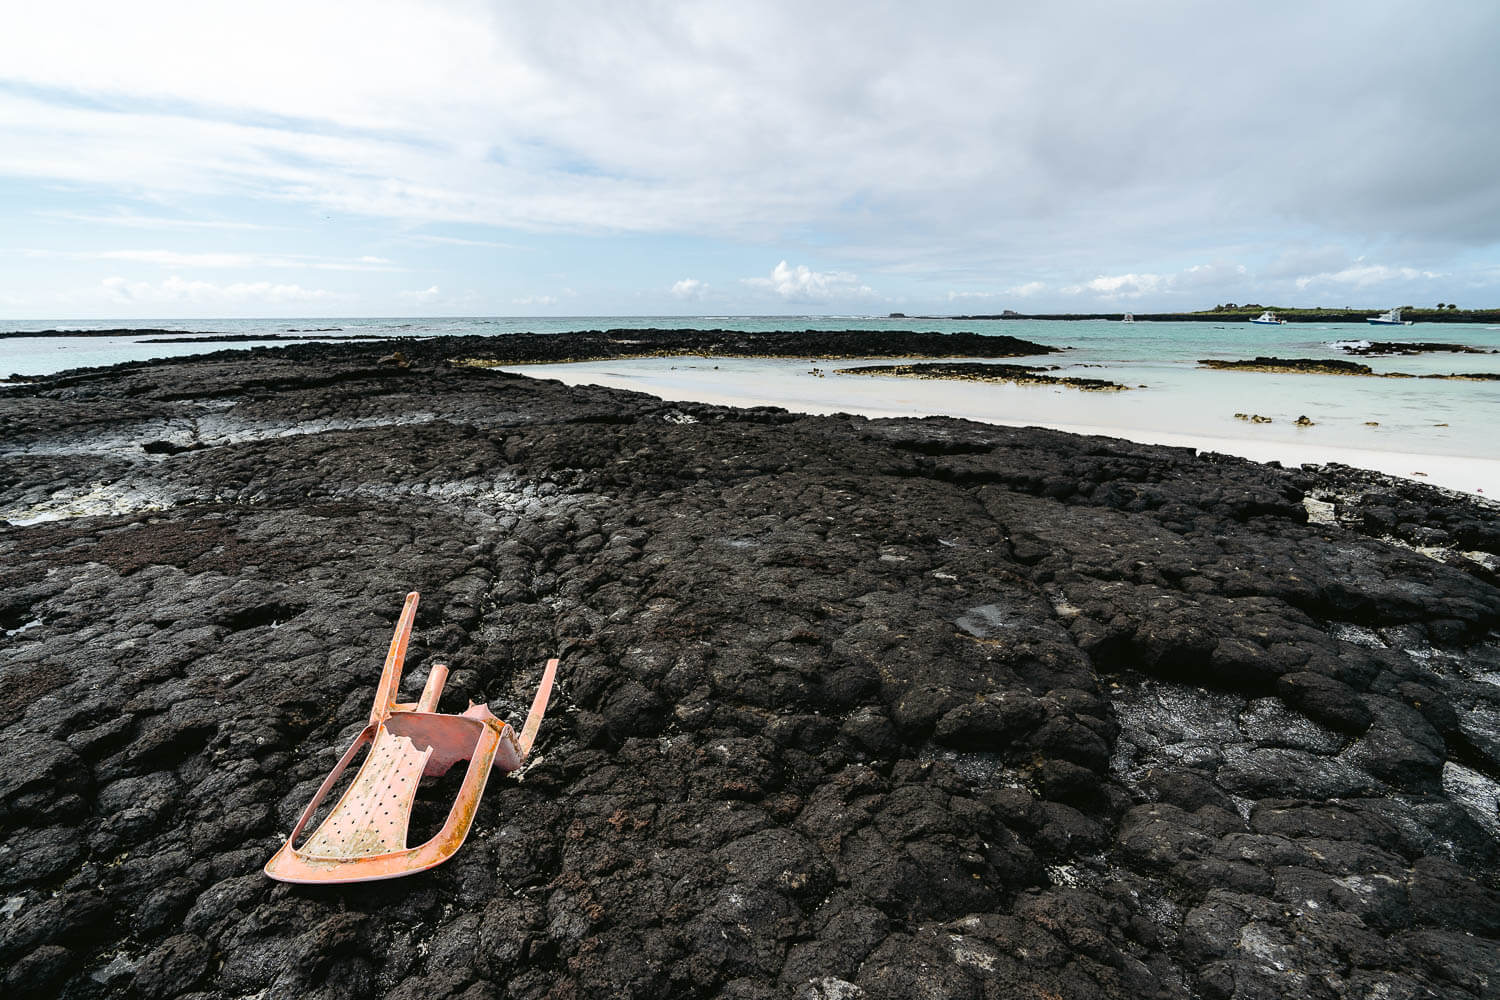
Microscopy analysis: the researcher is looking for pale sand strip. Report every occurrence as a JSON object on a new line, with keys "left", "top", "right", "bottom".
{"left": 1014, "top": 425, "right": 1499, "bottom": 501}
{"left": 504, "top": 365, "right": 1499, "bottom": 501}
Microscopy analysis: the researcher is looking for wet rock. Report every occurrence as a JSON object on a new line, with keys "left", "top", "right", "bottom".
{"left": 1136, "top": 766, "right": 1241, "bottom": 814}
{"left": 1275, "top": 671, "right": 1373, "bottom": 733}
{"left": 1209, "top": 637, "right": 1285, "bottom": 687}
{"left": 1397, "top": 928, "right": 1500, "bottom": 996}
{"left": 1350, "top": 725, "right": 1445, "bottom": 790}
{"left": 1117, "top": 803, "right": 1219, "bottom": 869}
{"left": 1407, "top": 856, "right": 1500, "bottom": 934}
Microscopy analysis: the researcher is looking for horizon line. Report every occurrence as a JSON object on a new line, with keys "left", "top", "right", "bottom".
{"left": 5, "top": 306, "right": 1495, "bottom": 324}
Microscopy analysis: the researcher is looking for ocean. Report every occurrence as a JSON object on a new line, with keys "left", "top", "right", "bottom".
{"left": 3, "top": 315, "right": 1498, "bottom": 468}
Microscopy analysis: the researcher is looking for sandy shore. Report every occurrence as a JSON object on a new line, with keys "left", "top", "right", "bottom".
{"left": 505, "top": 360, "right": 1499, "bottom": 500}
{"left": 1053, "top": 429, "right": 1500, "bottom": 501}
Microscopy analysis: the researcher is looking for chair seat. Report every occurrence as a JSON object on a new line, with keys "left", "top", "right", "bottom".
{"left": 302, "top": 729, "right": 432, "bottom": 859}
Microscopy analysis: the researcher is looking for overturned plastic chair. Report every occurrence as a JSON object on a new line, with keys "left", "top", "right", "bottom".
{"left": 265, "top": 592, "right": 559, "bottom": 884}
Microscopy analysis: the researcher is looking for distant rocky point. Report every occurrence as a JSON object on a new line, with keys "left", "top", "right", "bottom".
{"left": 0, "top": 328, "right": 199, "bottom": 339}
{"left": 835, "top": 361, "right": 1129, "bottom": 391}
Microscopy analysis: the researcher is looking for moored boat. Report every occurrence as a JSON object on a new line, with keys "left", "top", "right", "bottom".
{"left": 1249, "top": 310, "right": 1286, "bottom": 325}
{"left": 1367, "top": 307, "right": 1413, "bottom": 326}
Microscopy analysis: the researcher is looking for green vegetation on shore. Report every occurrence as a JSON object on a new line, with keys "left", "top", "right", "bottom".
{"left": 950, "top": 305, "right": 1500, "bottom": 323}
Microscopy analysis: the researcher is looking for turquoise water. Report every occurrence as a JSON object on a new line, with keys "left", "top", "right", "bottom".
{"left": 3, "top": 315, "right": 1497, "bottom": 460}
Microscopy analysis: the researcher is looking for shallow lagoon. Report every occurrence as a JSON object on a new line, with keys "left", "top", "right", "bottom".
{"left": 5, "top": 316, "right": 1496, "bottom": 491}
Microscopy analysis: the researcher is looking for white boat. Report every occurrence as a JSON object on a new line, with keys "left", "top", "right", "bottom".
{"left": 1121, "top": 312, "right": 1134, "bottom": 323}
{"left": 1249, "top": 310, "right": 1285, "bottom": 325}
{"left": 1367, "top": 307, "right": 1412, "bottom": 326}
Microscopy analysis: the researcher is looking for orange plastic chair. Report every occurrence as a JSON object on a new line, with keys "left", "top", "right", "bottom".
{"left": 265, "top": 592, "right": 559, "bottom": 883}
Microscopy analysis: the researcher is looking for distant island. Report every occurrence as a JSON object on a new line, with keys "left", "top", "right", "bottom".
{"left": 942, "top": 304, "right": 1500, "bottom": 323}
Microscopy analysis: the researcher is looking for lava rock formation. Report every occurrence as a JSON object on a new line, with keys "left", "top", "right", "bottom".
{"left": 1, "top": 337, "right": 1498, "bottom": 999}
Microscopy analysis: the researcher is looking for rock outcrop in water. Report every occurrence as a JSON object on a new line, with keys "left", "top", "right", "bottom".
{"left": 1334, "top": 341, "right": 1495, "bottom": 357}
{"left": 834, "top": 362, "right": 1129, "bottom": 391}
{"left": 1199, "top": 357, "right": 1500, "bottom": 381}
{"left": 2, "top": 338, "right": 1499, "bottom": 999}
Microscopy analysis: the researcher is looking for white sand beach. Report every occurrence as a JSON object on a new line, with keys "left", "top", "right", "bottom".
{"left": 502, "top": 357, "right": 1500, "bottom": 501}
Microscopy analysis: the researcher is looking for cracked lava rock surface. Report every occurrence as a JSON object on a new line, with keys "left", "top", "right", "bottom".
{"left": 2, "top": 333, "right": 1500, "bottom": 1000}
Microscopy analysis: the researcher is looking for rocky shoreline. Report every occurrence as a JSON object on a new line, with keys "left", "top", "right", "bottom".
{"left": 833, "top": 362, "right": 1130, "bottom": 391}
{"left": 955, "top": 309, "right": 1500, "bottom": 324}
{"left": 1199, "top": 356, "right": 1500, "bottom": 380}
{"left": 2, "top": 335, "right": 1499, "bottom": 999}
{"left": 2, "top": 328, "right": 1059, "bottom": 384}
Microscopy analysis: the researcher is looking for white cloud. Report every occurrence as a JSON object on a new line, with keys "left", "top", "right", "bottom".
{"left": 1174, "top": 262, "right": 1247, "bottom": 288}
{"left": 1262, "top": 246, "right": 1350, "bottom": 281}
{"left": 1061, "top": 273, "right": 1166, "bottom": 298}
{"left": 1059, "top": 263, "right": 1250, "bottom": 301}
{"left": 98, "top": 250, "right": 258, "bottom": 268}
{"left": 944, "top": 282, "right": 1045, "bottom": 301}
{"left": 1, "top": 4, "right": 1497, "bottom": 307}
{"left": 20, "top": 3, "right": 1486, "bottom": 248}
{"left": 42, "top": 211, "right": 277, "bottom": 231}
{"left": 1466, "top": 265, "right": 1500, "bottom": 289}
{"left": 21, "top": 248, "right": 399, "bottom": 271}
{"left": 742, "top": 261, "right": 873, "bottom": 302}
{"left": 100, "top": 274, "right": 334, "bottom": 304}
{"left": 403, "top": 234, "right": 521, "bottom": 249}
{"left": 512, "top": 294, "right": 557, "bottom": 306}
{"left": 1294, "top": 264, "right": 1442, "bottom": 290}
{"left": 399, "top": 285, "right": 441, "bottom": 302}
{"left": 671, "top": 278, "right": 707, "bottom": 299}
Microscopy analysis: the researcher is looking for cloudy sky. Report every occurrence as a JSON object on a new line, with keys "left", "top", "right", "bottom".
{"left": 2, "top": 1, "right": 1497, "bottom": 318}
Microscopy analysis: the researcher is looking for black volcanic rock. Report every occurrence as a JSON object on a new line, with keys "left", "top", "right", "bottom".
{"left": 1336, "top": 341, "right": 1493, "bottom": 357}
{"left": 0, "top": 337, "right": 1498, "bottom": 999}
{"left": 1200, "top": 356, "right": 1500, "bottom": 381}
{"left": 1275, "top": 671, "right": 1374, "bottom": 734}
{"left": 1200, "top": 356, "right": 1377, "bottom": 375}
{"left": 835, "top": 361, "right": 1128, "bottom": 390}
